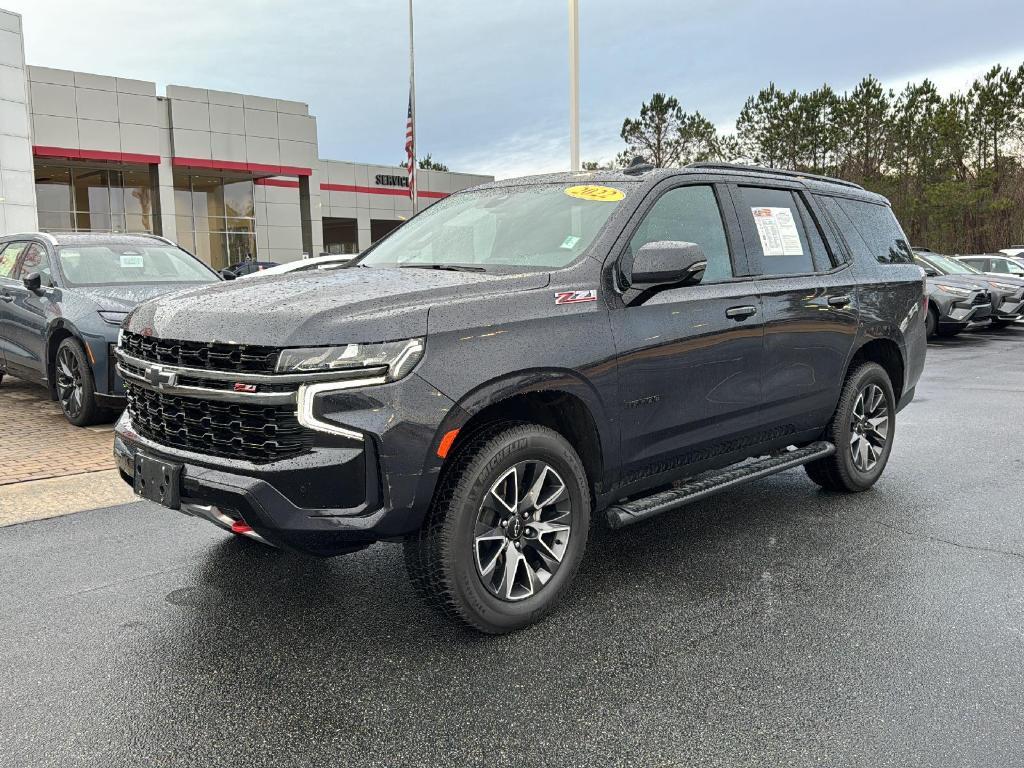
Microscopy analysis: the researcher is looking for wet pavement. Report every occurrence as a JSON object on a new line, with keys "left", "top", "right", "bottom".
{"left": 1, "top": 325, "right": 1023, "bottom": 767}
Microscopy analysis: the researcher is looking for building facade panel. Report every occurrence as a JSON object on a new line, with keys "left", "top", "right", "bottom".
{"left": 1, "top": 7, "right": 493, "bottom": 267}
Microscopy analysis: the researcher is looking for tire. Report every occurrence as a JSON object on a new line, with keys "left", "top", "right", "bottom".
{"left": 404, "top": 422, "right": 591, "bottom": 634}
{"left": 804, "top": 361, "right": 896, "bottom": 493}
{"left": 53, "top": 337, "right": 105, "bottom": 427}
{"left": 925, "top": 306, "right": 938, "bottom": 338}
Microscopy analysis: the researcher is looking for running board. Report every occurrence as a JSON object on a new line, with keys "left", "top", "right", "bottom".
{"left": 605, "top": 441, "right": 836, "bottom": 530}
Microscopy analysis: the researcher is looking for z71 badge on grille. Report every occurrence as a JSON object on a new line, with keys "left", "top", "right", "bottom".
{"left": 554, "top": 290, "right": 598, "bottom": 305}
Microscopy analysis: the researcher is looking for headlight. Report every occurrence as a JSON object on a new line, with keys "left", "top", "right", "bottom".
{"left": 276, "top": 338, "right": 425, "bottom": 382}
{"left": 98, "top": 310, "right": 130, "bottom": 326}
{"left": 935, "top": 284, "right": 972, "bottom": 298}
{"left": 989, "top": 281, "right": 1020, "bottom": 291}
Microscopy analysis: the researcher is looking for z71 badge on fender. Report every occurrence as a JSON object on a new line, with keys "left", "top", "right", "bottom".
{"left": 555, "top": 289, "right": 598, "bottom": 305}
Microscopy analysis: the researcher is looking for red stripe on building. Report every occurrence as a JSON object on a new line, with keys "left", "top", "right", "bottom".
{"left": 255, "top": 178, "right": 301, "bottom": 188}
{"left": 320, "top": 183, "right": 448, "bottom": 199}
{"left": 33, "top": 146, "right": 160, "bottom": 165}
{"left": 172, "top": 157, "right": 312, "bottom": 177}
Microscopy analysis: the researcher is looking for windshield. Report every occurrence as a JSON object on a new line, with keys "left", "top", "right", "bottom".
{"left": 56, "top": 244, "right": 219, "bottom": 287}
{"left": 359, "top": 183, "right": 634, "bottom": 272}
{"left": 917, "top": 252, "right": 978, "bottom": 275}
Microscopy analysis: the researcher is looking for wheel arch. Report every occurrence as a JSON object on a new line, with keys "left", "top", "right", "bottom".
{"left": 434, "top": 370, "right": 615, "bottom": 502}
{"left": 847, "top": 337, "right": 905, "bottom": 401}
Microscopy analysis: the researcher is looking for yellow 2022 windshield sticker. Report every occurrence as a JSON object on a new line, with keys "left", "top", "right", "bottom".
{"left": 564, "top": 185, "right": 625, "bottom": 202}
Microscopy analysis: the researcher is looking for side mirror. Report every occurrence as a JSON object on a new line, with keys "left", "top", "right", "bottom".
{"left": 219, "top": 268, "right": 237, "bottom": 281}
{"left": 627, "top": 241, "right": 706, "bottom": 289}
{"left": 922, "top": 267, "right": 939, "bottom": 277}
{"left": 22, "top": 272, "right": 42, "bottom": 293}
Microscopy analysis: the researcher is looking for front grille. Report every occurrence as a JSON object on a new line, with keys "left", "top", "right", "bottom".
{"left": 125, "top": 381, "right": 311, "bottom": 463}
{"left": 972, "top": 291, "right": 990, "bottom": 306}
{"left": 121, "top": 331, "right": 280, "bottom": 374}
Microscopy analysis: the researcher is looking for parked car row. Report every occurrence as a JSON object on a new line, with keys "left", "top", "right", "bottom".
{"left": 0, "top": 232, "right": 220, "bottom": 424}
{"left": 914, "top": 248, "right": 1024, "bottom": 337}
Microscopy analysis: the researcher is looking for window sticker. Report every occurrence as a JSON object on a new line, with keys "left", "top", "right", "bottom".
{"left": 564, "top": 185, "right": 625, "bottom": 203}
{"left": 751, "top": 207, "right": 804, "bottom": 257}
{"left": 560, "top": 235, "right": 581, "bottom": 249}
{"left": 120, "top": 253, "right": 145, "bottom": 268}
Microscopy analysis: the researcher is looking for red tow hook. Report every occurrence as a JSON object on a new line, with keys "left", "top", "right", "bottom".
{"left": 230, "top": 520, "right": 254, "bottom": 535}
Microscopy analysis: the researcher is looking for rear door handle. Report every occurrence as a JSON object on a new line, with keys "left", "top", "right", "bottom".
{"left": 725, "top": 305, "right": 757, "bottom": 321}
{"left": 827, "top": 295, "right": 852, "bottom": 308}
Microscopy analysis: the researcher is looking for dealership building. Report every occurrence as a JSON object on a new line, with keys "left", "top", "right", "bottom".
{"left": 0, "top": 8, "right": 492, "bottom": 268}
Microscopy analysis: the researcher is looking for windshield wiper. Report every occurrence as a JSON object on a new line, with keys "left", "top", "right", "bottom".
{"left": 399, "top": 263, "right": 487, "bottom": 273}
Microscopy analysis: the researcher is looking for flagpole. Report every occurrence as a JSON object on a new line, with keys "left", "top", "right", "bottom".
{"left": 568, "top": 0, "right": 580, "bottom": 172}
{"left": 408, "top": 0, "right": 418, "bottom": 214}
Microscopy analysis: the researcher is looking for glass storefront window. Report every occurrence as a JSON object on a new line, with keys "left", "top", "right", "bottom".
{"left": 173, "top": 171, "right": 257, "bottom": 269}
{"left": 35, "top": 164, "right": 153, "bottom": 234}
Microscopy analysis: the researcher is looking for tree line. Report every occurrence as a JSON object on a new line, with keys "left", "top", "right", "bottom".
{"left": 605, "top": 64, "right": 1024, "bottom": 254}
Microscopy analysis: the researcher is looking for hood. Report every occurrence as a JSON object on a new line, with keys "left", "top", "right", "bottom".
{"left": 72, "top": 283, "right": 209, "bottom": 312}
{"left": 980, "top": 273, "right": 1024, "bottom": 289}
{"left": 125, "top": 266, "right": 551, "bottom": 346}
{"left": 925, "top": 274, "right": 990, "bottom": 292}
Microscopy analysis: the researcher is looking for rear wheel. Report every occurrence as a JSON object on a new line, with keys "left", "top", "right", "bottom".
{"left": 805, "top": 362, "right": 896, "bottom": 493}
{"left": 404, "top": 423, "right": 591, "bottom": 634}
{"left": 54, "top": 338, "right": 105, "bottom": 427}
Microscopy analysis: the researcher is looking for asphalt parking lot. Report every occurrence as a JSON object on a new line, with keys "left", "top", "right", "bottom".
{"left": 2, "top": 325, "right": 1023, "bottom": 768}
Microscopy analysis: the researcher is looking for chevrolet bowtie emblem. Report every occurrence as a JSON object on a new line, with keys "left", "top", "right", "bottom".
{"left": 144, "top": 364, "right": 178, "bottom": 388}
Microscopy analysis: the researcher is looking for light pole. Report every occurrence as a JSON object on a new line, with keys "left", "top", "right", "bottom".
{"left": 568, "top": 0, "right": 580, "bottom": 172}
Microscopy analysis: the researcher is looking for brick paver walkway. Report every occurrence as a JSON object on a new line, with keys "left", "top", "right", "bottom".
{"left": 0, "top": 375, "right": 119, "bottom": 485}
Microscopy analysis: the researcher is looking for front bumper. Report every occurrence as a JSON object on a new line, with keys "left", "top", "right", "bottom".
{"left": 113, "top": 372, "right": 459, "bottom": 557}
{"left": 994, "top": 297, "right": 1024, "bottom": 320}
{"left": 941, "top": 301, "right": 991, "bottom": 326}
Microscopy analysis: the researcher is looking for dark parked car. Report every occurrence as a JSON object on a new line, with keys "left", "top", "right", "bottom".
{"left": 914, "top": 250, "right": 994, "bottom": 336}
{"left": 0, "top": 232, "right": 220, "bottom": 425}
{"left": 220, "top": 258, "right": 279, "bottom": 279}
{"left": 113, "top": 163, "right": 926, "bottom": 633}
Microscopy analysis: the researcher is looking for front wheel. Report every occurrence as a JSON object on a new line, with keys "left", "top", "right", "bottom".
{"left": 990, "top": 318, "right": 1013, "bottom": 329}
{"left": 54, "top": 338, "right": 105, "bottom": 427}
{"left": 404, "top": 423, "right": 591, "bottom": 634}
{"left": 805, "top": 362, "right": 896, "bottom": 493}
{"left": 925, "top": 306, "right": 938, "bottom": 338}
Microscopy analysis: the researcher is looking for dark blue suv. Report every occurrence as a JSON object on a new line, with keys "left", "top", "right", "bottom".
{"left": 0, "top": 232, "right": 219, "bottom": 426}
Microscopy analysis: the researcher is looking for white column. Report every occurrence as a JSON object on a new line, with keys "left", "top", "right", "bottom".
{"left": 0, "top": 9, "right": 37, "bottom": 234}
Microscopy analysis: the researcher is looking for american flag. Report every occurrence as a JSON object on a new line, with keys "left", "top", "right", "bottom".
{"left": 405, "top": 92, "right": 416, "bottom": 202}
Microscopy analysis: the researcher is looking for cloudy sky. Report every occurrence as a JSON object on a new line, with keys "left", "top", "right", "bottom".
{"left": 7, "top": 0, "right": 1024, "bottom": 178}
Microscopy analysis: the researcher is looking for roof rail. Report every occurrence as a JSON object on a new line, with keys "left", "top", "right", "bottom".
{"left": 686, "top": 162, "right": 865, "bottom": 191}
{"left": 3, "top": 231, "right": 59, "bottom": 245}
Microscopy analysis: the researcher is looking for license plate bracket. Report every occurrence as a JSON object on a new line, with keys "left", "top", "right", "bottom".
{"left": 133, "top": 453, "right": 182, "bottom": 510}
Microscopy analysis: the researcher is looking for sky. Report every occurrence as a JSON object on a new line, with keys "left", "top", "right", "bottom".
{"left": 7, "top": 0, "right": 1024, "bottom": 179}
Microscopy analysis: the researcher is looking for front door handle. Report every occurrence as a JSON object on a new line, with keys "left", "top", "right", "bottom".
{"left": 725, "top": 305, "right": 757, "bottom": 321}
{"left": 827, "top": 295, "right": 852, "bottom": 308}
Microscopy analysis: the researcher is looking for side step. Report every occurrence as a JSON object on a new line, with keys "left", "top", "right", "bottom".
{"left": 605, "top": 441, "right": 836, "bottom": 530}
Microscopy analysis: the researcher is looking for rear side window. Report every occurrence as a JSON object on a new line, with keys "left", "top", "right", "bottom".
{"left": 628, "top": 185, "right": 733, "bottom": 281}
{"left": 738, "top": 187, "right": 815, "bottom": 276}
{"left": 822, "top": 197, "right": 914, "bottom": 265}
{"left": 991, "top": 258, "right": 1024, "bottom": 275}
{"left": 0, "top": 242, "right": 27, "bottom": 279}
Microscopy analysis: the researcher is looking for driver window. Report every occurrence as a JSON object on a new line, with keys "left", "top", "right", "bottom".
{"left": 629, "top": 185, "right": 732, "bottom": 281}
{"left": 19, "top": 245, "right": 53, "bottom": 286}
